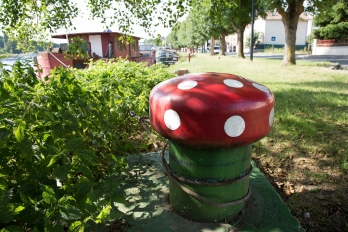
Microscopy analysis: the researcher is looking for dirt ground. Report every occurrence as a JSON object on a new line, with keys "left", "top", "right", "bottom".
{"left": 253, "top": 140, "right": 348, "bottom": 232}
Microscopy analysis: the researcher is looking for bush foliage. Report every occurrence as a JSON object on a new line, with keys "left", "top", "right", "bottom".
{"left": 313, "top": 0, "right": 348, "bottom": 40}
{"left": 0, "top": 59, "right": 173, "bottom": 231}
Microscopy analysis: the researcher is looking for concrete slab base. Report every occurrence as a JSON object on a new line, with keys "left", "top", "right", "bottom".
{"left": 115, "top": 153, "right": 305, "bottom": 232}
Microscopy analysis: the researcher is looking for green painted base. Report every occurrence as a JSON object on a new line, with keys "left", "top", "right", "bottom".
{"left": 168, "top": 141, "right": 252, "bottom": 222}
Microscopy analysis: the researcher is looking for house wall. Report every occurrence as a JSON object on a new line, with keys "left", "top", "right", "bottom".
{"left": 101, "top": 34, "right": 113, "bottom": 58}
{"left": 297, "top": 21, "right": 308, "bottom": 45}
{"left": 263, "top": 20, "right": 307, "bottom": 47}
{"left": 312, "top": 39, "right": 348, "bottom": 55}
{"left": 253, "top": 19, "right": 266, "bottom": 43}
{"left": 225, "top": 34, "right": 238, "bottom": 52}
{"left": 65, "top": 33, "right": 140, "bottom": 59}
{"left": 113, "top": 35, "right": 129, "bottom": 59}
{"left": 264, "top": 21, "right": 285, "bottom": 45}
{"left": 242, "top": 16, "right": 308, "bottom": 50}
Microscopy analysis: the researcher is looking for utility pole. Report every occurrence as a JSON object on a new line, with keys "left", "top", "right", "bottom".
{"left": 250, "top": 0, "right": 255, "bottom": 61}
{"left": 307, "top": 18, "right": 314, "bottom": 55}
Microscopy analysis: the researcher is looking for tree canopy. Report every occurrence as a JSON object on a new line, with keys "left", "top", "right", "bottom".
{"left": 0, "top": 0, "right": 189, "bottom": 50}
{"left": 313, "top": 0, "right": 348, "bottom": 40}
{"left": 0, "top": 34, "right": 47, "bottom": 54}
{"left": 166, "top": 1, "right": 220, "bottom": 52}
{"left": 167, "top": 0, "right": 269, "bottom": 57}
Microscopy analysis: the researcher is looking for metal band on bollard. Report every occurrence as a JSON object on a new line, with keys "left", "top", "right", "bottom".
{"left": 167, "top": 152, "right": 253, "bottom": 186}
{"left": 161, "top": 141, "right": 251, "bottom": 208}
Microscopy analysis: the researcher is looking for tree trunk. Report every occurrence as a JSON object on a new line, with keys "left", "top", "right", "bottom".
{"left": 220, "top": 34, "right": 226, "bottom": 56}
{"left": 276, "top": 1, "right": 304, "bottom": 66}
{"left": 237, "top": 27, "right": 245, "bottom": 58}
{"left": 281, "top": 16, "right": 299, "bottom": 66}
{"left": 210, "top": 36, "right": 215, "bottom": 56}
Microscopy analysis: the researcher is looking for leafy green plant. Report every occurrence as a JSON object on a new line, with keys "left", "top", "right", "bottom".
{"left": 342, "top": 156, "right": 348, "bottom": 172}
{"left": 245, "top": 32, "right": 260, "bottom": 47}
{"left": 0, "top": 59, "right": 174, "bottom": 230}
{"left": 64, "top": 36, "right": 89, "bottom": 60}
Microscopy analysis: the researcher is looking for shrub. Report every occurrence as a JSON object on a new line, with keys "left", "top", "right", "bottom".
{"left": 0, "top": 59, "right": 174, "bottom": 230}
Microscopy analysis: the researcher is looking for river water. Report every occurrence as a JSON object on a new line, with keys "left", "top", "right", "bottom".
{"left": 0, "top": 57, "right": 35, "bottom": 70}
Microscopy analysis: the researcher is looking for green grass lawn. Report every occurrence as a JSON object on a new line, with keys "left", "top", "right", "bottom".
{"left": 166, "top": 53, "right": 348, "bottom": 232}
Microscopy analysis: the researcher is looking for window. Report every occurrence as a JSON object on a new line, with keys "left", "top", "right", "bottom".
{"left": 116, "top": 37, "right": 127, "bottom": 51}
{"left": 116, "top": 38, "right": 121, "bottom": 51}
{"left": 132, "top": 42, "right": 138, "bottom": 51}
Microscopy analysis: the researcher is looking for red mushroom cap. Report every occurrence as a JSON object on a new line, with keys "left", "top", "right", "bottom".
{"left": 149, "top": 72, "right": 275, "bottom": 148}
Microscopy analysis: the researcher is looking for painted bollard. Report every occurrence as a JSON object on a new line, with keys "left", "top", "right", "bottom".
{"left": 149, "top": 72, "right": 275, "bottom": 222}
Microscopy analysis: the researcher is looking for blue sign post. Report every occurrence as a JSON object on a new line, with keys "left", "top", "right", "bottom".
{"left": 271, "top": 36, "right": 276, "bottom": 52}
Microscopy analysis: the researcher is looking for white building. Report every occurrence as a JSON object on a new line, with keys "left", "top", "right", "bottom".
{"left": 225, "top": 12, "right": 311, "bottom": 52}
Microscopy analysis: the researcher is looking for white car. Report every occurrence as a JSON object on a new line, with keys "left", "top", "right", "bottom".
{"left": 207, "top": 46, "right": 220, "bottom": 54}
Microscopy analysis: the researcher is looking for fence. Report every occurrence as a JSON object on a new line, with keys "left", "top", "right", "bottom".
{"left": 312, "top": 39, "right": 348, "bottom": 55}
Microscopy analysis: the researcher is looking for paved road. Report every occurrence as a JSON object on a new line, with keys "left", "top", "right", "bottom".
{"left": 296, "top": 55, "right": 348, "bottom": 66}
{"left": 225, "top": 52, "right": 348, "bottom": 66}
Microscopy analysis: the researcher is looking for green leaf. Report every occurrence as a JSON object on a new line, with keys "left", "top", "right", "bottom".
{"left": 3, "top": 80, "right": 14, "bottom": 93}
{"left": 42, "top": 133, "right": 54, "bottom": 145}
{"left": 0, "top": 113, "right": 13, "bottom": 121}
{"left": 58, "top": 195, "right": 76, "bottom": 205}
{"left": 59, "top": 204, "right": 83, "bottom": 220}
{"left": 0, "top": 225, "right": 24, "bottom": 232}
{"left": 76, "top": 177, "right": 95, "bottom": 195}
{"left": 65, "top": 138, "right": 84, "bottom": 152}
{"left": 47, "top": 154, "right": 61, "bottom": 167}
{"left": 0, "top": 128, "right": 10, "bottom": 141}
{"left": 0, "top": 204, "right": 25, "bottom": 224}
{"left": 96, "top": 205, "right": 111, "bottom": 223}
{"left": 13, "top": 120, "right": 26, "bottom": 142}
{"left": 20, "top": 193, "right": 34, "bottom": 205}
{"left": 69, "top": 221, "right": 84, "bottom": 232}
{"left": 75, "top": 149, "right": 97, "bottom": 166}
{"left": 53, "top": 166, "right": 69, "bottom": 180}
{"left": 41, "top": 185, "right": 57, "bottom": 205}
{"left": 45, "top": 222, "right": 64, "bottom": 232}
{"left": 14, "top": 205, "right": 25, "bottom": 213}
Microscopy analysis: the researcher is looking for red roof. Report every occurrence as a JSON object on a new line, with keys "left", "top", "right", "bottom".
{"left": 51, "top": 32, "right": 142, "bottom": 39}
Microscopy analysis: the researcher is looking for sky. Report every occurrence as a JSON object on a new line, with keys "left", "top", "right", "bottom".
{"left": 52, "top": 1, "right": 178, "bottom": 43}
{"left": 54, "top": 18, "right": 173, "bottom": 40}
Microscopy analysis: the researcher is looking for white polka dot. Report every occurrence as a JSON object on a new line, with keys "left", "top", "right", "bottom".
{"left": 178, "top": 80, "right": 198, "bottom": 90}
{"left": 164, "top": 110, "right": 181, "bottom": 130}
{"left": 252, "top": 83, "right": 270, "bottom": 93}
{"left": 223, "top": 79, "right": 243, "bottom": 88}
{"left": 224, "top": 116, "right": 245, "bottom": 137}
{"left": 269, "top": 108, "right": 275, "bottom": 127}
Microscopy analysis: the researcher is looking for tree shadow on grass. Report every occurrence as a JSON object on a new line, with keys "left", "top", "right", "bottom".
{"left": 252, "top": 80, "right": 348, "bottom": 232}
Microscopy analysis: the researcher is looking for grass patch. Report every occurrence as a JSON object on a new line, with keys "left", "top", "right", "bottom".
{"left": 167, "top": 53, "right": 348, "bottom": 232}
{"left": 0, "top": 53, "right": 16, "bottom": 59}
{"left": 261, "top": 47, "right": 308, "bottom": 54}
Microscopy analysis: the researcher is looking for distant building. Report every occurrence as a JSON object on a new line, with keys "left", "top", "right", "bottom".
{"left": 225, "top": 12, "right": 311, "bottom": 52}
{"left": 36, "top": 31, "right": 148, "bottom": 78}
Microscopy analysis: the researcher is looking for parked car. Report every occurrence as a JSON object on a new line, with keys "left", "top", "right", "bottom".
{"left": 207, "top": 46, "right": 220, "bottom": 54}
{"left": 156, "top": 49, "right": 179, "bottom": 65}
